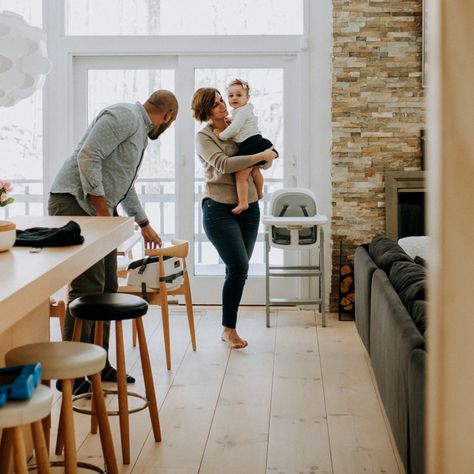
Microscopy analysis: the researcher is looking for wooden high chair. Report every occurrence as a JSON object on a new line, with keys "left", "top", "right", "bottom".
{"left": 118, "top": 239, "right": 197, "bottom": 370}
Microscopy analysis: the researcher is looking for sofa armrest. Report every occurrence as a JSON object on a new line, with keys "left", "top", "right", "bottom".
{"left": 354, "top": 245, "right": 378, "bottom": 353}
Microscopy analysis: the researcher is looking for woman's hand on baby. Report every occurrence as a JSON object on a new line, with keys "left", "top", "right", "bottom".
{"left": 262, "top": 147, "right": 278, "bottom": 162}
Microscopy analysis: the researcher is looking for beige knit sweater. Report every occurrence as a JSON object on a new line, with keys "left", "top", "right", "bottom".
{"left": 195, "top": 124, "right": 271, "bottom": 205}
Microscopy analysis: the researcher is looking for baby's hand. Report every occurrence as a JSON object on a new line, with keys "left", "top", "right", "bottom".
{"left": 213, "top": 128, "right": 220, "bottom": 137}
{"left": 225, "top": 116, "right": 232, "bottom": 126}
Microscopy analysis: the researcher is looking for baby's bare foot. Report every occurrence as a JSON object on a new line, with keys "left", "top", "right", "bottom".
{"left": 231, "top": 203, "right": 249, "bottom": 215}
{"left": 221, "top": 329, "right": 248, "bottom": 349}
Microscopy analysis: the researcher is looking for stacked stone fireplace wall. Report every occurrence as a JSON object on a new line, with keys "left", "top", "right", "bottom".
{"left": 330, "top": 0, "right": 425, "bottom": 311}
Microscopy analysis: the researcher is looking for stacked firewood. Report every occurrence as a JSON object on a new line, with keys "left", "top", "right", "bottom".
{"left": 339, "top": 264, "right": 355, "bottom": 312}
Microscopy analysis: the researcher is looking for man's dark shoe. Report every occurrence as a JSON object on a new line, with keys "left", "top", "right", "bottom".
{"left": 56, "top": 377, "right": 92, "bottom": 396}
{"left": 73, "top": 379, "right": 92, "bottom": 397}
{"left": 101, "top": 366, "right": 135, "bottom": 384}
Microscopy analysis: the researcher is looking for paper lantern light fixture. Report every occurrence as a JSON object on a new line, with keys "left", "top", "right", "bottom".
{"left": 0, "top": 10, "right": 51, "bottom": 107}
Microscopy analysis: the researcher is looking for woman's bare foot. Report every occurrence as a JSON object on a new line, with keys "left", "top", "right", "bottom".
{"left": 231, "top": 203, "right": 249, "bottom": 215}
{"left": 221, "top": 328, "right": 248, "bottom": 349}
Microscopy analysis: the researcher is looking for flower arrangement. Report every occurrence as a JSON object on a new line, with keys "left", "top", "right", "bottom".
{"left": 0, "top": 180, "right": 14, "bottom": 207}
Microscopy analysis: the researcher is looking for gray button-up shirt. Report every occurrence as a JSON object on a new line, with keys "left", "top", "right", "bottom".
{"left": 50, "top": 102, "right": 152, "bottom": 223}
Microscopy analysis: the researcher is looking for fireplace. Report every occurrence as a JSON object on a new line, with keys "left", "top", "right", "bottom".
{"left": 385, "top": 170, "right": 426, "bottom": 240}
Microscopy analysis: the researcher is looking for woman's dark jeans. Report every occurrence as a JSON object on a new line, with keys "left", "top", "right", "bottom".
{"left": 202, "top": 198, "right": 260, "bottom": 329}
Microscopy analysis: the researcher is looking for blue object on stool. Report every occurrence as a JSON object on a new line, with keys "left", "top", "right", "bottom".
{"left": 0, "top": 363, "right": 42, "bottom": 406}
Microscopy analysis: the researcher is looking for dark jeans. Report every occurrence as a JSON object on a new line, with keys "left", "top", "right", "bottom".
{"left": 202, "top": 198, "right": 260, "bottom": 328}
{"left": 48, "top": 193, "right": 116, "bottom": 358}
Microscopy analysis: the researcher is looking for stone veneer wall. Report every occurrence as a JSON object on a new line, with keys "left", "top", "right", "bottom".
{"left": 330, "top": 0, "right": 425, "bottom": 311}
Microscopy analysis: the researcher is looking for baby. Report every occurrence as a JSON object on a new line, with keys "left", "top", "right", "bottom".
{"left": 216, "top": 79, "right": 278, "bottom": 214}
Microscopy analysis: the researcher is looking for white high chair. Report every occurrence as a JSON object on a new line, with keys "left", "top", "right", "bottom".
{"left": 262, "top": 188, "right": 328, "bottom": 327}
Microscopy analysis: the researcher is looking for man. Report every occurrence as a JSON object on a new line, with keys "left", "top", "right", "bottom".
{"left": 48, "top": 90, "right": 178, "bottom": 394}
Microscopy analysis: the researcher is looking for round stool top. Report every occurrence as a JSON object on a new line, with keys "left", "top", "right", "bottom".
{"left": 0, "top": 384, "right": 52, "bottom": 428}
{"left": 5, "top": 342, "right": 107, "bottom": 380}
{"left": 69, "top": 293, "right": 148, "bottom": 321}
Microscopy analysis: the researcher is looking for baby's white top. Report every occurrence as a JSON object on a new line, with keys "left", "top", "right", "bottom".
{"left": 218, "top": 103, "right": 260, "bottom": 143}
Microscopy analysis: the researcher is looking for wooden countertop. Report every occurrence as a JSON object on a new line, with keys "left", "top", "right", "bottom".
{"left": 0, "top": 215, "right": 134, "bottom": 334}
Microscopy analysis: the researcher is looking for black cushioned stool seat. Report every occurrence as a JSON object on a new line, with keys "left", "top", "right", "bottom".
{"left": 70, "top": 293, "right": 148, "bottom": 321}
{"left": 69, "top": 293, "right": 161, "bottom": 465}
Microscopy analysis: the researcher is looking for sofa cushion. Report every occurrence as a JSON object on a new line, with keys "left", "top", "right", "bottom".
{"left": 411, "top": 300, "right": 427, "bottom": 335}
{"left": 389, "top": 260, "right": 426, "bottom": 314}
{"left": 369, "top": 234, "right": 412, "bottom": 274}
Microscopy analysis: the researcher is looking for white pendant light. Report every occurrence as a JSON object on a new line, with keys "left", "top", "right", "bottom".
{"left": 0, "top": 10, "right": 51, "bottom": 107}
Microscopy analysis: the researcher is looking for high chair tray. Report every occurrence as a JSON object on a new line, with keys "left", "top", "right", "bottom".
{"left": 262, "top": 215, "right": 328, "bottom": 227}
{"left": 0, "top": 363, "right": 42, "bottom": 406}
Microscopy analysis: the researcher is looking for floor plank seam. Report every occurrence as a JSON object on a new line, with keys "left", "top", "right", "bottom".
{"left": 196, "top": 328, "right": 232, "bottom": 474}
{"left": 264, "top": 309, "right": 279, "bottom": 473}
{"left": 316, "top": 311, "right": 335, "bottom": 474}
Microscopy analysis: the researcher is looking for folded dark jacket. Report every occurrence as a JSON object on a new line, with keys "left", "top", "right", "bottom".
{"left": 15, "top": 220, "right": 84, "bottom": 247}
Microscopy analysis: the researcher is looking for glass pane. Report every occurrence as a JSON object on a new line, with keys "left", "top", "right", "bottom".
{"left": 194, "top": 68, "right": 284, "bottom": 275}
{"left": 0, "top": 1, "right": 43, "bottom": 218}
{"left": 87, "top": 69, "right": 175, "bottom": 238}
{"left": 0, "top": 0, "right": 42, "bottom": 27}
{"left": 66, "top": 0, "right": 303, "bottom": 35}
{"left": 0, "top": 90, "right": 44, "bottom": 219}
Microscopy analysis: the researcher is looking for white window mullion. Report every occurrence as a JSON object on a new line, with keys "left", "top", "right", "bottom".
{"left": 43, "top": 0, "right": 71, "bottom": 200}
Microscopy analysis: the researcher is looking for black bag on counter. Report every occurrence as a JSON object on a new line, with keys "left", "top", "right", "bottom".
{"left": 15, "top": 220, "right": 84, "bottom": 247}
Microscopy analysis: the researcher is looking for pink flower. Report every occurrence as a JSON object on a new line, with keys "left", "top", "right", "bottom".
{"left": 0, "top": 180, "right": 14, "bottom": 207}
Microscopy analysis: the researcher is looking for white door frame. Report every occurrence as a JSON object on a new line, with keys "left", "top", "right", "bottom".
{"left": 71, "top": 53, "right": 307, "bottom": 304}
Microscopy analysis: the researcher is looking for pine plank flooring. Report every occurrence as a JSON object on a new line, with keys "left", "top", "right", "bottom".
{"left": 44, "top": 306, "right": 404, "bottom": 474}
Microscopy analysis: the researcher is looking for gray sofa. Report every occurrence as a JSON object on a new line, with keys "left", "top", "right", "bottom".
{"left": 354, "top": 235, "right": 427, "bottom": 474}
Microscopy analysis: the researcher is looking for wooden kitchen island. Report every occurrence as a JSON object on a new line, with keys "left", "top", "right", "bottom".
{"left": 0, "top": 215, "right": 135, "bottom": 362}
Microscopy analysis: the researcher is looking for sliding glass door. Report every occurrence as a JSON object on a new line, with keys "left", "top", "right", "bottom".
{"left": 73, "top": 54, "right": 302, "bottom": 303}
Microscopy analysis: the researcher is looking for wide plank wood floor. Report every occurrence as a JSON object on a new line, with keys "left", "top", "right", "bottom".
{"left": 44, "top": 306, "right": 404, "bottom": 474}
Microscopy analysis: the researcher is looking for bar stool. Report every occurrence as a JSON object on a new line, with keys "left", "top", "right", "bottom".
{"left": 0, "top": 384, "right": 52, "bottom": 474}
{"left": 69, "top": 293, "right": 161, "bottom": 465}
{"left": 5, "top": 342, "right": 118, "bottom": 474}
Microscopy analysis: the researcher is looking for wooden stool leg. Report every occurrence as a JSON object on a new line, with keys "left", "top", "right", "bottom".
{"left": 61, "top": 379, "right": 78, "bottom": 474}
{"left": 183, "top": 275, "right": 197, "bottom": 351}
{"left": 55, "top": 408, "right": 65, "bottom": 455}
{"left": 132, "top": 319, "right": 137, "bottom": 347}
{"left": 0, "top": 427, "right": 14, "bottom": 473}
{"left": 89, "top": 373, "right": 118, "bottom": 474}
{"left": 90, "top": 321, "right": 104, "bottom": 435}
{"left": 72, "top": 319, "right": 83, "bottom": 342}
{"left": 135, "top": 317, "right": 162, "bottom": 442}
{"left": 41, "top": 380, "right": 51, "bottom": 454}
{"left": 115, "top": 320, "right": 131, "bottom": 464}
{"left": 31, "top": 420, "right": 51, "bottom": 474}
{"left": 160, "top": 290, "right": 172, "bottom": 370}
{"left": 12, "top": 426, "right": 28, "bottom": 474}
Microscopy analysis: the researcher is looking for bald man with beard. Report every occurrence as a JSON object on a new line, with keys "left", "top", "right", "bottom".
{"left": 48, "top": 90, "right": 178, "bottom": 393}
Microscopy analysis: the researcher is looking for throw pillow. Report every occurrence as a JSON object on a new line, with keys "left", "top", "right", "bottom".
{"left": 369, "top": 234, "right": 413, "bottom": 274}
{"left": 389, "top": 260, "right": 426, "bottom": 314}
{"left": 398, "top": 235, "right": 429, "bottom": 260}
{"left": 414, "top": 255, "right": 427, "bottom": 267}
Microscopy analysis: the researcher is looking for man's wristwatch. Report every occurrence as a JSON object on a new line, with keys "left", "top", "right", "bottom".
{"left": 138, "top": 219, "right": 150, "bottom": 228}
